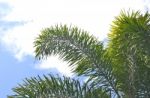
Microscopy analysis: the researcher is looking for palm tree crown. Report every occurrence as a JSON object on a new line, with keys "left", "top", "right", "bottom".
{"left": 9, "top": 10, "right": 150, "bottom": 98}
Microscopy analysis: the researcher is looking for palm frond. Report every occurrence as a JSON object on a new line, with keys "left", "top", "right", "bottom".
{"left": 34, "top": 25, "right": 120, "bottom": 97}
{"left": 108, "top": 10, "right": 150, "bottom": 97}
{"left": 8, "top": 74, "right": 109, "bottom": 98}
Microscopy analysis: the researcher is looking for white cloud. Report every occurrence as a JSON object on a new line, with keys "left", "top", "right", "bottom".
{"left": 1, "top": 0, "right": 148, "bottom": 76}
{"left": 35, "top": 55, "right": 73, "bottom": 77}
{"left": 2, "top": 22, "right": 37, "bottom": 60}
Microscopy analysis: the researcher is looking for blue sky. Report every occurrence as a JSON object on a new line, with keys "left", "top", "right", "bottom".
{"left": 0, "top": 0, "right": 150, "bottom": 97}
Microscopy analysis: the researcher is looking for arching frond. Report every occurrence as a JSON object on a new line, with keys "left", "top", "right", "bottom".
{"left": 8, "top": 74, "right": 109, "bottom": 98}
{"left": 34, "top": 25, "right": 120, "bottom": 97}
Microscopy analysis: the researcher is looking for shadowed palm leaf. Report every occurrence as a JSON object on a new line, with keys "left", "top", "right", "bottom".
{"left": 8, "top": 75, "right": 109, "bottom": 98}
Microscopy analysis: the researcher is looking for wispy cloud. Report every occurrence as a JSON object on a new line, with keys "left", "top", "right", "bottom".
{"left": 0, "top": 20, "right": 24, "bottom": 32}
{"left": 0, "top": 0, "right": 148, "bottom": 76}
{"left": 0, "top": 2, "right": 22, "bottom": 32}
{"left": 143, "top": 0, "right": 150, "bottom": 11}
{"left": 0, "top": 2, "right": 26, "bottom": 60}
{"left": 0, "top": 2, "right": 11, "bottom": 18}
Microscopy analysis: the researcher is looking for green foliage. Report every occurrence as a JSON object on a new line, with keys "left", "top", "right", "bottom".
{"left": 34, "top": 25, "right": 120, "bottom": 97}
{"left": 107, "top": 10, "right": 150, "bottom": 98}
{"left": 9, "top": 10, "right": 150, "bottom": 98}
{"left": 8, "top": 75, "right": 109, "bottom": 98}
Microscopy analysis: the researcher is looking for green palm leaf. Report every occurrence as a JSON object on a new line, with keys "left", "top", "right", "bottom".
{"left": 8, "top": 74, "right": 109, "bottom": 98}
{"left": 108, "top": 10, "right": 150, "bottom": 98}
{"left": 34, "top": 25, "right": 120, "bottom": 97}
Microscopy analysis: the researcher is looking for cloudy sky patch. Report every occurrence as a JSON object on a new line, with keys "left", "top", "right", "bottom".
{"left": 0, "top": 0, "right": 149, "bottom": 76}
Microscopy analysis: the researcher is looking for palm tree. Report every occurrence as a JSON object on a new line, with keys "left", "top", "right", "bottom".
{"left": 107, "top": 10, "right": 150, "bottom": 98}
{"left": 8, "top": 10, "right": 150, "bottom": 98}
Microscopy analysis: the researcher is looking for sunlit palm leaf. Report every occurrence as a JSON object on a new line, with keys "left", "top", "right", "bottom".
{"left": 108, "top": 10, "right": 150, "bottom": 97}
